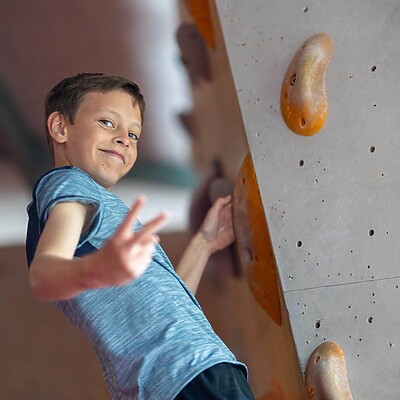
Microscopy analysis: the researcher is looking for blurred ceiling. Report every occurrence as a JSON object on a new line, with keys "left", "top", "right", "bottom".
{"left": 0, "top": 0, "right": 196, "bottom": 245}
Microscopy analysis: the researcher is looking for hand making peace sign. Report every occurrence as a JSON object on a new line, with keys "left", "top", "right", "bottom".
{"left": 87, "top": 196, "right": 170, "bottom": 288}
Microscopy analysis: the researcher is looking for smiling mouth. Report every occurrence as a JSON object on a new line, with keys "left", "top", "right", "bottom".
{"left": 100, "top": 150, "right": 125, "bottom": 164}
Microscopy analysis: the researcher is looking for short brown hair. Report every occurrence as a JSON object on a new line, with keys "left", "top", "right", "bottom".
{"left": 45, "top": 72, "right": 145, "bottom": 158}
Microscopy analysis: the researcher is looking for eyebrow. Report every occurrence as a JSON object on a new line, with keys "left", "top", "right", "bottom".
{"left": 103, "top": 108, "right": 141, "bottom": 129}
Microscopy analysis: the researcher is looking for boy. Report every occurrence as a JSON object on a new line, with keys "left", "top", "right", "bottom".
{"left": 26, "top": 73, "right": 254, "bottom": 400}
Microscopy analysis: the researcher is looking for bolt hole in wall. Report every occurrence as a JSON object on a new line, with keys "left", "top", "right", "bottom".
{"left": 371, "top": 65, "right": 377, "bottom": 72}
{"left": 297, "top": 240, "right": 302, "bottom": 247}
{"left": 370, "top": 146, "right": 375, "bottom": 153}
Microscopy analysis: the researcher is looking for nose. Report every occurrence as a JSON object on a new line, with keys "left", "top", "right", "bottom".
{"left": 113, "top": 134, "right": 130, "bottom": 148}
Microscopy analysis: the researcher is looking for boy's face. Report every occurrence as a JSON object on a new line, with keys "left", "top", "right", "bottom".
{"left": 57, "top": 90, "right": 142, "bottom": 190}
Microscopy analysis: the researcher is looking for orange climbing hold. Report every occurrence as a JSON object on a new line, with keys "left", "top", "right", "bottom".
{"left": 280, "top": 33, "right": 333, "bottom": 136}
{"left": 256, "top": 391, "right": 281, "bottom": 400}
{"left": 305, "top": 342, "right": 353, "bottom": 400}
{"left": 257, "top": 380, "right": 286, "bottom": 400}
{"left": 233, "top": 153, "right": 282, "bottom": 326}
{"left": 183, "top": 0, "right": 215, "bottom": 49}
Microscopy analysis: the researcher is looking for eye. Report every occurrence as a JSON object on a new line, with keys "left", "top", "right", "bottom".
{"left": 99, "top": 119, "right": 114, "bottom": 128}
{"left": 128, "top": 132, "right": 139, "bottom": 141}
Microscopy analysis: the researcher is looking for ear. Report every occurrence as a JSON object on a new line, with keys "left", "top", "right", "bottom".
{"left": 47, "top": 111, "right": 68, "bottom": 144}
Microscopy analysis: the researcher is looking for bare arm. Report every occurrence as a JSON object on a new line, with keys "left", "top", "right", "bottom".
{"left": 29, "top": 197, "right": 169, "bottom": 301}
{"left": 175, "top": 195, "right": 234, "bottom": 294}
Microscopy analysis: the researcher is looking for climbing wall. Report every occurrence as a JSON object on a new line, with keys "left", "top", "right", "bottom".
{"left": 214, "top": 0, "right": 400, "bottom": 398}
{"left": 178, "top": 1, "right": 306, "bottom": 398}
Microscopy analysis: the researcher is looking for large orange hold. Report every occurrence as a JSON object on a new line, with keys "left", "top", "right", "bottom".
{"left": 233, "top": 153, "right": 282, "bottom": 326}
{"left": 183, "top": 0, "right": 215, "bottom": 49}
{"left": 280, "top": 33, "right": 333, "bottom": 136}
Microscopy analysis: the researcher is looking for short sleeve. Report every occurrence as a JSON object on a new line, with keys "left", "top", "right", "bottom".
{"left": 34, "top": 167, "right": 103, "bottom": 249}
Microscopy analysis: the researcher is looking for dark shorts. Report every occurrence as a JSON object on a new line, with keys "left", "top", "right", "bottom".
{"left": 174, "top": 362, "right": 255, "bottom": 400}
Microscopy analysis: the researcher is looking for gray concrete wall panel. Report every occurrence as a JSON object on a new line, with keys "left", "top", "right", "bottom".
{"left": 286, "top": 278, "right": 400, "bottom": 398}
{"left": 215, "top": 0, "right": 400, "bottom": 292}
{"left": 215, "top": 0, "right": 400, "bottom": 397}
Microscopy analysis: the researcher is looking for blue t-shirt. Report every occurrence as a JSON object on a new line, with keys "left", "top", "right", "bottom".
{"left": 26, "top": 167, "right": 247, "bottom": 400}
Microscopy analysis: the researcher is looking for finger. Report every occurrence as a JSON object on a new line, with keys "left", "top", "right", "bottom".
{"left": 211, "top": 195, "right": 232, "bottom": 212}
{"left": 131, "top": 235, "right": 157, "bottom": 253}
{"left": 128, "top": 238, "right": 158, "bottom": 268}
{"left": 222, "top": 195, "right": 232, "bottom": 205}
{"left": 127, "top": 212, "right": 170, "bottom": 245}
{"left": 218, "top": 195, "right": 231, "bottom": 204}
{"left": 115, "top": 195, "right": 147, "bottom": 239}
{"left": 128, "top": 241, "right": 156, "bottom": 278}
{"left": 132, "top": 230, "right": 162, "bottom": 249}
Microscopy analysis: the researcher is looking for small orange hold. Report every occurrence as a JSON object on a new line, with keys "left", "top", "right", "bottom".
{"left": 183, "top": 0, "right": 215, "bottom": 49}
{"left": 233, "top": 153, "right": 282, "bottom": 326}
{"left": 256, "top": 391, "right": 281, "bottom": 400}
{"left": 257, "top": 380, "right": 286, "bottom": 400}
{"left": 305, "top": 342, "right": 353, "bottom": 400}
{"left": 280, "top": 33, "right": 333, "bottom": 136}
